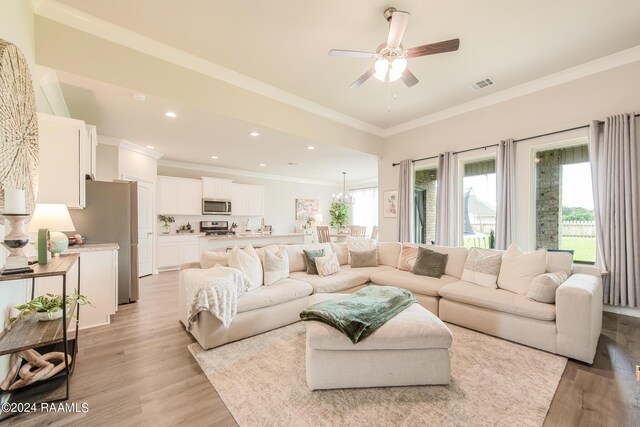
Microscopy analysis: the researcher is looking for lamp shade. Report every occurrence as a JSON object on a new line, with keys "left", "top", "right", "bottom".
{"left": 313, "top": 214, "right": 324, "bottom": 223}
{"left": 28, "top": 204, "right": 75, "bottom": 232}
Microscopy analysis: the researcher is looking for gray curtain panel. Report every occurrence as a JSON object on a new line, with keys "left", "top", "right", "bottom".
{"left": 589, "top": 113, "right": 640, "bottom": 307}
{"left": 495, "top": 139, "right": 515, "bottom": 250}
{"left": 435, "top": 152, "right": 453, "bottom": 245}
{"left": 398, "top": 159, "right": 414, "bottom": 243}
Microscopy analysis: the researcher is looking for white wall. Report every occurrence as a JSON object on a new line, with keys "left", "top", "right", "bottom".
{"left": 0, "top": 0, "right": 35, "bottom": 381}
{"left": 158, "top": 166, "right": 337, "bottom": 235}
{"left": 379, "top": 59, "right": 640, "bottom": 245}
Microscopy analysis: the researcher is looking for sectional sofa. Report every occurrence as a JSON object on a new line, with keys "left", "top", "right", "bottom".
{"left": 178, "top": 241, "right": 603, "bottom": 364}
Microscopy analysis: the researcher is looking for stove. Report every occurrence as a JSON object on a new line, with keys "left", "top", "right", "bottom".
{"left": 200, "top": 220, "right": 231, "bottom": 236}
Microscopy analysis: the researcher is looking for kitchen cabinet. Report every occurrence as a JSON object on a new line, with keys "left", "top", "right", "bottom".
{"left": 231, "top": 183, "right": 264, "bottom": 216}
{"left": 202, "top": 177, "right": 232, "bottom": 200}
{"left": 157, "top": 176, "right": 202, "bottom": 215}
{"left": 157, "top": 235, "right": 200, "bottom": 271}
{"left": 37, "top": 113, "right": 95, "bottom": 209}
{"left": 84, "top": 124, "right": 98, "bottom": 179}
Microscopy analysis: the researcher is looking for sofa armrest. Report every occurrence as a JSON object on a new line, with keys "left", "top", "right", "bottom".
{"left": 180, "top": 262, "right": 202, "bottom": 270}
{"left": 555, "top": 274, "right": 603, "bottom": 364}
{"left": 571, "top": 265, "right": 604, "bottom": 277}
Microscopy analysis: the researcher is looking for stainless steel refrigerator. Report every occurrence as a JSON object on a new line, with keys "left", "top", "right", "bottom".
{"left": 69, "top": 180, "right": 139, "bottom": 304}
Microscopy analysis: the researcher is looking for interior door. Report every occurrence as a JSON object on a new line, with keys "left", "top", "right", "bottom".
{"left": 137, "top": 180, "right": 154, "bottom": 277}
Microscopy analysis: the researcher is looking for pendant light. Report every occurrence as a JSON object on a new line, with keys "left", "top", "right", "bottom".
{"left": 332, "top": 172, "right": 355, "bottom": 205}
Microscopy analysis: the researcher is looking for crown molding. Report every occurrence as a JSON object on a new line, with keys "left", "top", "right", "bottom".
{"left": 381, "top": 45, "right": 640, "bottom": 137}
{"left": 158, "top": 159, "right": 345, "bottom": 187}
{"left": 32, "top": 0, "right": 384, "bottom": 137}
{"left": 97, "top": 135, "right": 164, "bottom": 159}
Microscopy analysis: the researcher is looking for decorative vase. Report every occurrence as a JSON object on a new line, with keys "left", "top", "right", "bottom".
{"left": 48, "top": 231, "right": 69, "bottom": 256}
{"left": 36, "top": 309, "right": 63, "bottom": 321}
{"left": 162, "top": 224, "right": 170, "bottom": 234}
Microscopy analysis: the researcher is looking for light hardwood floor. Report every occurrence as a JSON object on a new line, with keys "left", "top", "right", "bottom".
{"left": 7, "top": 272, "right": 640, "bottom": 426}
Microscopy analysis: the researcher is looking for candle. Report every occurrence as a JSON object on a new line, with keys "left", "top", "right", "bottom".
{"left": 4, "top": 189, "right": 26, "bottom": 214}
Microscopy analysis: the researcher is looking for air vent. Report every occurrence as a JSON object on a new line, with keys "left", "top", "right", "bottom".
{"left": 472, "top": 77, "right": 495, "bottom": 90}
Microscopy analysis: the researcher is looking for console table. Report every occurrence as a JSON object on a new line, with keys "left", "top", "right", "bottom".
{"left": 0, "top": 253, "right": 81, "bottom": 420}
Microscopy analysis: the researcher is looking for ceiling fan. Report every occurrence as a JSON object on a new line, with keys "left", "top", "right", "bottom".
{"left": 329, "top": 7, "right": 460, "bottom": 88}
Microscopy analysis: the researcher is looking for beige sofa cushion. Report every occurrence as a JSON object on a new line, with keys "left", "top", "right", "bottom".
{"left": 340, "top": 265, "right": 395, "bottom": 277}
{"left": 377, "top": 242, "right": 401, "bottom": 267}
{"left": 290, "top": 270, "right": 368, "bottom": 293}
{"left": 286, "top": 243, "right": 333, "bottom": 273}
{"left": 546, "top": 251, "right": 573, "bottom": 276}
{"left": 497, "top": 244, "right": 547, "bottom": 295}
{"left": 237, "top": 278, "right": 312, "bottom": 313}
{"left": 438, "top": 281, "right": 556, "bottom": 321}
{"left": 306, "top": 293, "right": 453, "bottom": 351}
{"left": 330, "top": 242, "right": 349, "bottom": 265}
{"left": 369, "top": 269, "right": 458, "bottom": 297}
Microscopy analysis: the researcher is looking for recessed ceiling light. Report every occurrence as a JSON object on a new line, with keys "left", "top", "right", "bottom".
{"left": 210, "top": 155, "right": 218, "bottom": 159}
{"left": 307, "top": 146, "right": 315, "bottom": 150}
{"left": 249, "top": 131, "right": 260, "bottom": 137}
{"left": 146, "top": 145, "right": 155, "bottom": 149}
{"left": 259, "top": 163, "right": 266, "bottom": 167}
{"left": 165, "top": 111, "right": 177, "bottom": 118}
{"left": 133, "top": 93, "right": 146, "bottom": 101}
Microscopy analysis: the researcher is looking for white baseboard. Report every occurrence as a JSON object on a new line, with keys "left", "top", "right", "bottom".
{"left": 603, "top": 304, "right": 640, "bottom": 318}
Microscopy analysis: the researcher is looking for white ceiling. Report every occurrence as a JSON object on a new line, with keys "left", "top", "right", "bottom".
{"left": 55, "top": 0, "right": 640, "bottom": 129}
{"left": 55, "top": 70, "right": 379, "bottom": 185}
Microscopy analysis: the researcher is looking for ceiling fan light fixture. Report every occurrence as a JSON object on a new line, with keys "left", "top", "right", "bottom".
{"left": 374, "top": 58, "right": 389, "bottom": 82}
{"left": 388, "top": 57, "right": 408, "bottom": 82}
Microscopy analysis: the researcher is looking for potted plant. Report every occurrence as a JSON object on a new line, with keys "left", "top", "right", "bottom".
{"left": 12, "top": 291, "right": 94, "bottom": 322}
{"left": 488, "top": 229, "right": 496, "bottom": 249}
{"left": 158, "top": 215, "right": 175, "bottom": 234}
{"left": 329, "top": 202, "right": 349, "bottom": 230}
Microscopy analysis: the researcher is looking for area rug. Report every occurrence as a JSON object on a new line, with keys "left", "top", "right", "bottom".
{"left": 189, "top": 322, "right": 567, "bottom": 427}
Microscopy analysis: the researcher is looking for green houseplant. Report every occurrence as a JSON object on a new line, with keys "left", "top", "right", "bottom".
{"left": 158, "top": 215, "right": 175, "bottom": 234}
{"left": 12, "top": 291, "right": 94, "bottom": 322}
{"left": 329, "top": 202, "right": 349, "bottom": 229}
{"left": 488, "top": 229, "right": 496, "bottom": 249}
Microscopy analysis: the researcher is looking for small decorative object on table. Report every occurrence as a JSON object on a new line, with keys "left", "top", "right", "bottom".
{"left": 1, "top": 189, "right": 33, "bottom": 275}
{"left": 12, "top": 291, "right": 93, "bottom": 322}
{"left": 158, "top": 215, "right": 175, "bottom": 234}
{"left": 27, "top": 204, "right": 76, "bottom": 264}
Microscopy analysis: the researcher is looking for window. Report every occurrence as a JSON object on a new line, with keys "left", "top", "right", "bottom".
{"left": 414, "top": 167, "right": 437, "bottom": 244}
{"left": 462, "top": 159, "right": 496, "bottom": 248}
{"left": 535, "top": 144, "right": 595, "bottom": 263}
{"left": 351, "top": 187, "right": 378, "bottom": 235}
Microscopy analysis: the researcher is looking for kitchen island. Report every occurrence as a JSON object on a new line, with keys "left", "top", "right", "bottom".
{"left": 199, "top": 233, "right": 306, "bottom": 252}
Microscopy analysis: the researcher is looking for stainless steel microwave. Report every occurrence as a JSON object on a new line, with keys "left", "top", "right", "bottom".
{"left": 202, "top": 199, "right": 232, "bottom": 215}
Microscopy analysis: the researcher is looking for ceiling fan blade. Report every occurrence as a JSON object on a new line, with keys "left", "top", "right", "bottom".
{"left": 329, "top": 49, "right": 375, "bottom": 58}
{"left": 386, "top": 10, "right": 410, "bottom": 48}
{"left": 406, "top": 38, "right": 460, "bottom": 58}
{"left": 350, "top": 68, "right": 375, "bottom": 89}
{"left": 401, "top": 69, "right": 419, "bottom": 87}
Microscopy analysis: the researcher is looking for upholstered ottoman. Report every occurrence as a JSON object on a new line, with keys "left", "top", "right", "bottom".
{"left": 305, "top": 294, "right": 453, "bottom": 390}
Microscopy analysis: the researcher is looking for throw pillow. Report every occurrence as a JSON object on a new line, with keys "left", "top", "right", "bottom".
{"left": 461, "top": 248, "right": 503, "bottom": 288}
{"left": 527, "top": 271, "right": 568, "bottom": 303}
{"left": 262, "top": 248, "right": 290, "bottom": 285}
{"left": 396, "top": 244, "right": 418, "bottom": 271}
{"left": 412, "top": 246, "right": 448, "bottom": 278}
{"left": 200, "top": 251, "right": 229, "bottom": 269}
{"left": 497, "top": 244, "right": 547, "bottom": 295}
{"left": 545, "top": 250, "right": 573, "bottom": 276}
{"left": 315, "top": 253, "right": 340, "bottom": 277}
{"left": 350, "top": 249, "right": 379, "bottom": 268}
{"left": 228, "top": 244, "right": 263, "bottom": 289}
{"left": 303, "top": 249, "right": 325, "bottom": 275}
{"left": 330, "top": 242, "right": 349, "bottom": 265}
{"left": 377, "top": 242, "right": 402, "bottom": 267}
{"left": 346, "top": 236, "right": 377, "bottom": 263}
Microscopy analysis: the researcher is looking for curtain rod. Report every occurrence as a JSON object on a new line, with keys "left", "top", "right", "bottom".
{"left": 391, "top": 113, "right": 640, "bottom": 167}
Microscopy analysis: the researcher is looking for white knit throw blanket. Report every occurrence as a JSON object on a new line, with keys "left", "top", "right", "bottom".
{"left": 185, "top": 265, "right": 251, "bottom": 330}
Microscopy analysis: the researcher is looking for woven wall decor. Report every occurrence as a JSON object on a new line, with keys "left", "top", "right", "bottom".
{"left": 0, "top": 38, "right": 39, "bottom": 215}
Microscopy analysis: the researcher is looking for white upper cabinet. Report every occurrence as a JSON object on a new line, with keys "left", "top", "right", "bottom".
{"left": 85, "top": 124, "right": 98, "bottom": 179}
{"left": 232, "top": 183, "right": 264, "bottom": 216}
{"left": 157, "top": 176, "right": 202, "bottom": 215}
{"left": 202, "top": 177, "right": 232, "bottom": 200}
{"left": 37, "top": 113, "right": 95, "bottom": 209}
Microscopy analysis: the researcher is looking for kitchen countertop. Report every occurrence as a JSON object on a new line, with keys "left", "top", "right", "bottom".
{"left": 65, "top": 243, "right": 120, "bottom": 253}
{"left": 199, "top": 233, "right": 304, "bottom": 240}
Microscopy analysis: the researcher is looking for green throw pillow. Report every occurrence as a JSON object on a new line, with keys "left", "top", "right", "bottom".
{"left": 303, "top": 249, "right": 325, "bottom": 275}
{"left": 412, "top": 246, "right": 448, "bottom": 278}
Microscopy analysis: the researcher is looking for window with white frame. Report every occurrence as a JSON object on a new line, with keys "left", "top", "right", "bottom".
{"left": 461, "top": 158, "right": 496, "bottom": 248}
{"left": 350, "top": 187, "right": 378, "bottom": 236}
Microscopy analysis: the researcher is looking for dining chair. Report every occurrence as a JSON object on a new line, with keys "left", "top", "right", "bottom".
{"left": 316, "top": 225, "right": 331, "bottom": 243}
{"left": 370, "top": 226, "right": 379, "bottom": 240}
{"left": 350, "top": 226, "right": 366, "bottom": 237}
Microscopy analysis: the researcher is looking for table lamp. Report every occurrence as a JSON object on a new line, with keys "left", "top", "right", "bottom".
{"left": 313, "top": 214, "right": 324, "bottom": 224}
{"left": 28, "top": 204, "right": 76, "bottom": 264}
{"left": 1, "top": 188, "right": 33, "bottom": 275}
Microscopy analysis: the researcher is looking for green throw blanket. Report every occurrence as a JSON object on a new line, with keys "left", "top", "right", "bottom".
{"left": 300, "top": 286, "right": 417, "bottom": 344}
